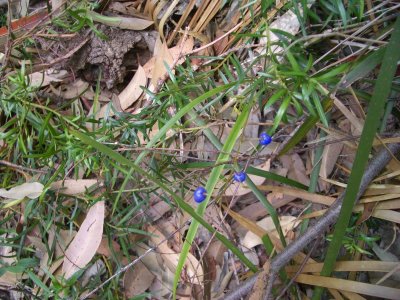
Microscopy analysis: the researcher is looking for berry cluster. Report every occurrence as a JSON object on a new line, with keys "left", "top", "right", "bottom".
{"left": 193, "top": 132, "right": 272, "bottom": 203}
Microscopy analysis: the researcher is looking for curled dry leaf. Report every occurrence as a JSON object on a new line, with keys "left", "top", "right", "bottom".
{"left": 28, "top": 69, "right": 68, "bottom": 87}
{"left": 151, "top": 41, "right": 174, "bottom": 86}
{"left": 62, "top": 201, "right": 104, "bottom": 279}
{"left": 96, "top": 65, "right": 147, "bottom": 119}
{"left": 280, "top": 154, "right": 310, "bottom": 186}
{"left": 148, "top": 225, "right": 204, "bottom": 286}
{"left": 118, "top": 65, "right": 147, "bottom": 110}
{"left": 0, "top": 182, "right": 43, "bottom": 200}
{"left": 123, "top": 261, "right": 155, "bottom": 298}
{"left": 51, "top": 179, "right": 99, "bottom": 195}
{"left": 224, "top": 159, "right": 271, "bottom": 197}
{"left": 145, "top": 37, "right": 194, "bottom": 82}
{"left": 319, "top": 137, "right": 344, "bottom": 178}
{"left": 242, "top": 216, "right": 301, "bottom": 249}
{"left": 50, "top": 79, "right": 89, "bottom": 99}
{"left": 89, "top": 11, "right": 154, "bottom": 31}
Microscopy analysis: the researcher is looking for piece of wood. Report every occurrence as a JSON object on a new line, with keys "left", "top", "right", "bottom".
{"left": 0, "top": 10, "right": 49, "bottom": 51}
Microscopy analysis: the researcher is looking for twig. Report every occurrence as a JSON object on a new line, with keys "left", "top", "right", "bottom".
{"left": 0, "top": 160, "right": 47, "bottom": 174}
{"left": 221, "top": 138, "right": 400, "bottom": 300}
{"left": 185, "top": 23, "right": 242, "bottom": 56}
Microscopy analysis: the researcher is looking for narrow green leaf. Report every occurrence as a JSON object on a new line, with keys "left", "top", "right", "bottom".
{"left": 311, "top": 92, "right": 329, "bottom": 127}
{"left": 340, "top": 47, "right": 385, "bottom": 88}
{"left": 272, "top": 95, "right": 291, "bottom": 133}
{"left": 264, "top": 89, "right": 287, "bottom": 112}
{"left": 173, "top": 105, "right": 251, "bottom": 299}
{"left": 246, "top": 166, "right": 308, "bottom": 190}
{"left": 286, "top": 50, "right": 301, "bottom": 73}
{"left": 313, "top": 62, "right": 350, "bottom": 82}
{"left": 278, "top": 98, "right": 332, "bottom": 156}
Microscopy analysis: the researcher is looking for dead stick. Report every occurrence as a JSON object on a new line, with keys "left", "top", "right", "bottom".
{"left": 222, "top": 139, "right": 400, "bottom": 300}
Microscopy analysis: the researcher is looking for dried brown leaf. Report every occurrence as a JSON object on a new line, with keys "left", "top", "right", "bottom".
{"left": 280, "top": 154, "right": 310, "bottom": 186}
{"left": 50, "top": 79, "right": 89, "bottom": 99}
{"left": 148, "top": 225, "right": 204, "bottom": 286}
{"left": 0, "top": 182, "right": 43, "bottom": 200}
{"left": 62, "top": 201, "right": 104, "bottom": 279}
{"left": 151, "top": 42, "right": 174, "bottom": 86}
{"left": 320, "top": 139, "right": 344, "bottom": 178}
{"left": 242, "top": 216, "right": 301, "bottom": 249}
{"left": 119, "top": 65, "right": 147, "bottom": 110}
{"left": 51, "top": 179, "right": 99, "bottom": 195}
{"left": 123, "top": 261, "right": 155, "bottom": 298}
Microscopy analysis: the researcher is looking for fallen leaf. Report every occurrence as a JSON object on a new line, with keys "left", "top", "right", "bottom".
{"left": 294, "top": 274, "right": 400, "bottom": 299}
{"left": 280, "top": 154, "right": 310, "bottom": 186}
{"left": 28, "top": 69, "right": 68, "bottom": 87}
{"left": 123, "top": 261, "right": 155, "bottom": 298}
{"left": 169, "top": 37, "right": 194, "bottom": 65}
{"left": 50, "top": 79, "right": 89, "bottom": 99}
{"left": 214, "top": 28, "right": 231, "bottom": 55}
{"left": 51, "top": 179, "right": 99, "bottom": 195}
{"left": 151, "top": 42, "right": 174, "bottom": 86}
{"left": 148, "top": 225, "right": 204, "bottom": 286}
{"left": 242, "top": 216, "right": 301, "bottom": 249}
{"left": 96, "top": 236, "right": 121, "bottom": 257}
{"left": 0, "top": 182, "right": 43, "bottom": 200}
{"left": 319, "top": 137, "right": 344, "bottom": 178}
{"left": 62, "top": 201, "right": 105, "bottom": 279}
{"left": 89, "top": 11, "right": 154, "bottom": 31}
{"left": 118, "top": 65, "right": 147, "bottom": 110}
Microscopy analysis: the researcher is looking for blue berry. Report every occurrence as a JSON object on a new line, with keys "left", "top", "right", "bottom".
{"left": 233, "top": 171, "right": 246, "bottom": 183}
{"left": 193, "top": 186, "right": 207, "bottom": 203}
{"left": 259, "top": 132, "right": 272, "bottom": 146}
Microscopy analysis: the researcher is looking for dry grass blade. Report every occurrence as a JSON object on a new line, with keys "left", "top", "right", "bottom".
{"left": 293, "top": 274, "right": 400, "bottom": 299}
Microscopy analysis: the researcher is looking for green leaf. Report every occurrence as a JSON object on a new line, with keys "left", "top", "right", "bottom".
{"left": 173, "top": 104, "right": 252, "bottom": 299}
{"left": 279, "top": 98, "right": 333, "bottom": 156}
{"left": 264, "top": 89, "right": 287, "bottom": 112}
{"left": 246, "top": 166, "right": 308, "bottom": 190}
{"left": 286, "top": 50, "right": 301, "bottom": 73}
{"left": 135, "top": 82, "right": 237, "bottom": 164}
{"left": 0, "top": 258, "right": 38, "bottom": 274}
{"left": 335, "top": 0, "right": 348, "bottom": 26}
{"left": 313, "top": 62, "right": 350, "bottom": 82}
{"left": 271, "top": 95, "right": 291, "bottom": 133}
{"left": 340, "top": 47, "right": 385, "bottom": 88}
{"left": 311, "top": 92, "right": 329, "bottom": 127}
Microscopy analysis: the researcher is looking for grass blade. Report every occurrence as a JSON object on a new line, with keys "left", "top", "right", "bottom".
{"left": 278, "top": 98, "right": 333, "bottom": 156}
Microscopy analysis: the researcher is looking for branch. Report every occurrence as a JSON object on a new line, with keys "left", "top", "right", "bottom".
{"left": 222, "top": 140, "right": 400, "bottom": 300}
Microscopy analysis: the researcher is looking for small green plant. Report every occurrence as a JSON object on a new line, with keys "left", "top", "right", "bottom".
{"left": 327, "top": 225, "right": 380, "bottom": 255}
{"left": 52, "top": 1, "right": 107, "bottom": 39}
